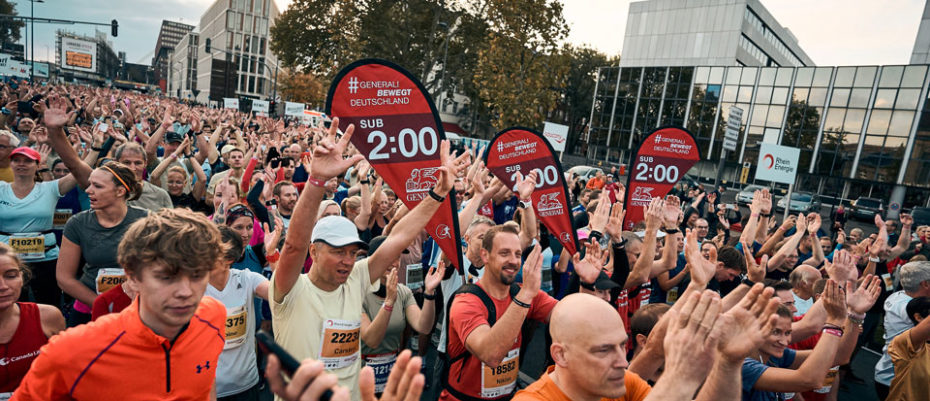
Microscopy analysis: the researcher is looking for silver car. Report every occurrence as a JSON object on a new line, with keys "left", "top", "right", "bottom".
{"left": 736, "top": 185, "right": 767, "bottom": 206}
{"left": 776, "top": 192, "right": 821, "bottom": 214}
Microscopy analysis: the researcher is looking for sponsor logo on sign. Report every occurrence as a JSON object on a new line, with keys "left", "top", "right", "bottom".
{"left": 496, "top": 139, "right": 537, "bottom": 160}
{"left": 560, "top": 232, "right": 571, "bottom": 244}
{"left": 652, "top": 134, "right": 694, "bottom": 155}
{"left": 348, "top": 77, "right": 359, "bottom": 94}
{"left": 436, "top": 224, "right": 451, "bottom": 239}
{"left": 631, "top": 186, "right": 655, "bottom": 206}
{"left": 544, "top": 132, "right": 566, "bottom": 144}
{"left": 762, "top": 153, "right": 795, "bottom": 174}
{"left": 537, "top": 193, "right": 565, "bottom": 217}
{"left": 405, "top": 168, "right": 440, "bottom": 201}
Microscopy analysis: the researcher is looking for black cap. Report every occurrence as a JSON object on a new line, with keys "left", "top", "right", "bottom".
{"left": 580, "top": 271, "right": 620, "bottom": 291}
{"left": 166, "top": 131, "right": 184, "bottom": 143}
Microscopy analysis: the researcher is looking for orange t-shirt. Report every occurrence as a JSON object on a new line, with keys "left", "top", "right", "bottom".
{"left": 514, "top": 366, "right": 651, "bottom": 401}
{"left": 13, "top": 296, "right": 226, "bottom": 401}
{"left": 586, "top": 177, "right": 606, "bottom": 190}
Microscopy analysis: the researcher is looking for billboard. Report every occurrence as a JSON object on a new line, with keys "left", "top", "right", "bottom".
{"left": 60, "top": 37, "right": 96, "bottom": 73}
{"left": 0, "top": 54, "right": 29, "bottom": 78}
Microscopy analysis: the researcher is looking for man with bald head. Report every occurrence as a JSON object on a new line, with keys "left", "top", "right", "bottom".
{"left": 789, "top": 265, "right": 820, "bottom": 316}
{"left": 515, "top": 286, "right": 780, "bottom": 401}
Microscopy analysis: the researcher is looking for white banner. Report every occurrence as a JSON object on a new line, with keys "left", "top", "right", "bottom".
{"left": 60, "top": 37, "right": 97, "bottom": 73}
{"left": 223, "top": 98, "right": 239, "bottom": 109}
{"left": 0, "top": 54, "right": 29, "bottom": 78}
{"left": 252, "top": 100, "right": 269, "bottom": 113}
{"left": 284, "top": 101, "right": 305, "bottom": 117}
{"left": 542, "top": 122, "right": 569, "bottom": 152}
{"left": 755, "top": 143, "right": 800, "bottom": 185}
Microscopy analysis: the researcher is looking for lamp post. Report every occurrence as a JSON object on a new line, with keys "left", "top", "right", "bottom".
{"left": 28, "top": 0, "right": 44, "bottom": 80}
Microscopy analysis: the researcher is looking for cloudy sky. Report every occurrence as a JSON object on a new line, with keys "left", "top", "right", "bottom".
{"left": 11, "top": 0, "right": 927, "bottom": 66}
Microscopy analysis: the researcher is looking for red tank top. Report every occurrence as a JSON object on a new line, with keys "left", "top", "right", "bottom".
{"left": 0, "top": 303, "right": 48, "bottom": 392}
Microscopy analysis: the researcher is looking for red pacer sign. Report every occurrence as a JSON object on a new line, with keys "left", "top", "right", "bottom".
{"left": 326, "top": 59, "right": 463, "bottom": 269}
{"left": 622, "top": 126, "right": 701, "bottom": 230}
{"left": 484, "top": 127, "right": 578, "bottom": 256}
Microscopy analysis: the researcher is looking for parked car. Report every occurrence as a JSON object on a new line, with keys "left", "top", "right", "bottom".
{"left": 566, "top": 165, "right": 604, "bottom": 186}
{"left": 911, "top": 206, "right": 930, "bottom": 227}
{"left": 776, "top": 192, "right": 821, "bottom": 214}
{"left": 736, "top": 185, "right": 767, "bottom": 206}
{"left": 852, "top": 197, "right": 884, "bottom": 220}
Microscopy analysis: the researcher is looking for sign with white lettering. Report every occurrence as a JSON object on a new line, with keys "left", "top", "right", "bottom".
{"left": 285, "top": 102, "right": 305, "bottom": 117}
{"left": 755, "top": 143, "right": 800, "bottom": 185}
{"left": 252, "top": 100, "right": 269, "bottom": 113}
{"left": 223, "top": 98, "right": 239, "bottom": 109}
{"left": 723, "top": 106, "right": 742, "bottom": 152}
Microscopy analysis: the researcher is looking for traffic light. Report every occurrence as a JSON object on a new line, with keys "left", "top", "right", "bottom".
{"left": 111, "top": 20, "right": 118, "bottom": 37}
{"left": 205, "top": 38, "right": 211, "bottom": 54}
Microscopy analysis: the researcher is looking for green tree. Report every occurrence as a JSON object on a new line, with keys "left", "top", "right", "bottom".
{"left": 473, "top": 0, "right": 569, "bottom": 129}
{"left": 550, "top": 45, "right": 612, "bottom": 153}
{"left": 0, "top": 0, "right": 24, "bottom": 46}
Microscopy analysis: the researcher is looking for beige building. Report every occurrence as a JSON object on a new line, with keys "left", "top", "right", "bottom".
{"left": 191, "top": 0, "right": 281, "bottom": 103}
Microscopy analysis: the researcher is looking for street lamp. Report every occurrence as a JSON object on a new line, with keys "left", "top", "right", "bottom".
{"left": 28, "top": 0, "right": 44, "bottom": 80}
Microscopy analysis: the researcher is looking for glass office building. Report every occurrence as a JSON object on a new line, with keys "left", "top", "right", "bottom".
{"left": 585, "top": 64, "right": 930, "bottom": 211}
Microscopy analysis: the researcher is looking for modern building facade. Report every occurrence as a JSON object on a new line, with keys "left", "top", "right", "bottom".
{"left": 620, "top": 0, "right": 813, "bottom": 68}
{"left": 168, "top": 32, "right": 199, "bottom": 99}
{"left": 153, "top": 20, "right": 196, "bottom": 92}
{"left": 194, "top": 0, "right": 281, "bottom": 104}
{"left": 584, "top": 63, "right": 930, "bottom": 213}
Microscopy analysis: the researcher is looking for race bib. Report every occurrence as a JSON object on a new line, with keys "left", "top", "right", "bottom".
{"left": 95, "top": 268, "right": 127, "bottom": 294}
{"left": 9, "top": 233, "right": 44, "bottom": 260}
{"left": 406, "top": 264, "right": 424, "bottom": 290}
{"left": 881, "top": 273, "right": 893, "bottom": 292}
{"left": 481, "top": 348, "right": 519, "bottom": 398}
{"left": 53, "top": 209, "right": 72, "bottom": 229}
{"left": 364, "top": 353, "right": 397, "bottom": 394}
{"left": 666, "top": 287, "right": 679, "bottom": 303}
{"left": 319, "top": 319, "right": 361, "bottom": 369}
{"left": 224, "top": 305, "right": 248, "bottom": 349}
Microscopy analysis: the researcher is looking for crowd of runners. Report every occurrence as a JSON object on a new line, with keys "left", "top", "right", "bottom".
{"left": 1, "top": 81, "right": 929, "bottom": 401}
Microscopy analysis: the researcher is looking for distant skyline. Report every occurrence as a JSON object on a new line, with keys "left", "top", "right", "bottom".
{"left": 9, "top": 0, "right": 928, "bottom": 67}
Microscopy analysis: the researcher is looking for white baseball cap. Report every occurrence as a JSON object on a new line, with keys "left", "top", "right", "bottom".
{"left": 312, "top": 216, "right": 369, "bottom": 249}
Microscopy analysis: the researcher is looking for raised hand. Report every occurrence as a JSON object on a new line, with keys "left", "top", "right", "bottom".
{"left": 516, "top": 243, "right": 543, "bottom": 303}
{"left": 780, "top": 214, "right": 797, "bottom": 231}
{"left": 662, "top": 195, "right": 681, "bottom": 228}
{"left": 846, "top": 274, "right": 882, "bottom": 315}
{"left": 759, "top": 189, "right": 773, "bottom": 214}
{"left": 266, "top": 355, "right": 351, "bottom": 401}
{"left": 662, "top": 290, "right": 722, "bottom": 385}
{"left": 807, "top": 212, "right": 822, "bottom": 234}
{"left": 589, "top": 190, "right": 611, "bottom": 233}
{"left": 900, "top": 213, "right": 914, "bottom": 228}
{"left": 515, "top": 170, "right": 539, "bottom": 200}
{"left": 424, "top": 259, "right": 446, "bottom": 294}
{"left": 40, "top": 95, "right": 74, "bottom": 130}
{"left": 309, "top": 117, "right": 365, "bottom": 181}
{"left": 605, "top": 201, "right": 626, "bottom": 239}
{"left": 716, "top": 283, "right": 780, "bottom": 362}
{"left": 34, "top": 143, "right": 51, "bottom": 162}
{"left": 572, "top": 240, "right": 605, "bottom": 284}
{"left": 384, "top": 268, "right": 398, "bottom": 308}
{"left": 644, "top": 197, "right": 665, "bottom": 231}
{"left": 685, "top": 228, "right": 717, "bottom": 287}
{"left": 825, "top": 249, "right": 859, "bottom": 283}
{"left": 433, "top": 139, "right": 470, "bottom": 197}
{"left": 822, "top": 279, "right": 848, "bottom": 326}
{"left": 742, "top": 240, "right": 768, "bottom": 283}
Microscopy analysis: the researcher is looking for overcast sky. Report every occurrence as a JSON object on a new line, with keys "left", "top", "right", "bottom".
{"left": 11, "top": 0, "right": 927, "bottom": 67}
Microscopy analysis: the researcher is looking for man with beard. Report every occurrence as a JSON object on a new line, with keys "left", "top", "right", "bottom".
{"left": 272, "top": 181, "right": 298, "bottom": 230}
{"left": 440, "top": 225, "right": 602, "bottom": 401}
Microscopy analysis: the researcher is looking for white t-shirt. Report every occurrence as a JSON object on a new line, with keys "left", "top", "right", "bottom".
{"left": 875, "top": 290, "right": 915, "bottom": 385}
{"left": 269, "top": 258, "right": 373, "bottom": 401}
{"left": 793, "top": 291, "right": 814, "bottom": 317}
{"left": 0, "top": 180, "right": 63, "bottom": 261}
{"left": 205, "top": 269, "right": 268, "bottom": 397}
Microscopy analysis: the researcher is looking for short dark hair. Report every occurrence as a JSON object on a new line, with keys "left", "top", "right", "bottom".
{"left": 718, "top": 246, "right": 746, "bottom": 273}
{"left": 481, "top": 224, "right": 520, "bottom": 252}
{"left": 906, "top": 296, "right": 930, "bottom": 325}
{"left": 273, "top": 180, "right": 296, "bottom": 197}
{"left": 218, "top": 226, "right": 244, "bottom": 263}
{"left": 630, "top": 304, "right": 670, "bottom": 348}
{"left": 775, "top": 304, "right": 792, "bottom": 318}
